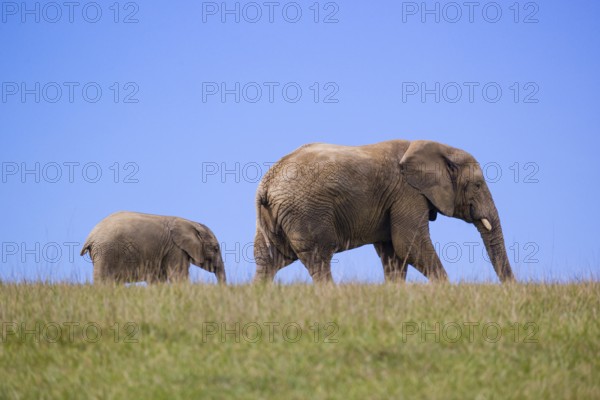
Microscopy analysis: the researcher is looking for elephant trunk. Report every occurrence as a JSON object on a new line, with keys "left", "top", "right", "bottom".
{"left": 215, "top": 268, "right": 227, "bottom": 284}
{"left": 213, "top": 254, "right": 227, "bottom": 284}
{"left": 475, "top": 209, "right": 515, "bottom": 283}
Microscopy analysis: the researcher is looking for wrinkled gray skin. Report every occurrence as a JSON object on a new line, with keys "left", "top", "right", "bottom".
{"left": 254, "top": 140, "right": 515, "bottom": 283}
{"left": 81, "top": 211, "right": 226, "bottom": 284}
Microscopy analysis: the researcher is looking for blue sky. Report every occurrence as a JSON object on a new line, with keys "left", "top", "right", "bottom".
{"left": 1, "top": 1, "right": 599, "bottom": 283}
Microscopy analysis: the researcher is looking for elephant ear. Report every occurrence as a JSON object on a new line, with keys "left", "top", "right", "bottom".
{"left": 171, "top": 219, "right": 209, "bottom": 266}
{"left": 399, "top": 140, "right": 458, "bottom": 217}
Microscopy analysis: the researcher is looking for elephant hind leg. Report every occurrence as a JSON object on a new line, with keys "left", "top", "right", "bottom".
{"left": 94, "top": 262, "right": 130, "bottom": 284}
{"left": 374, "top": 242, "right": 408, "bottom": 282}
{"left": 93, "top": 261, "right": 109, "bottom": 283}
{"left": 296, "top": 249, "right": 334, "bottom": 283}
{"left": 253, "top": 231, "right": 296, "bottom": 283}
{"left": 92, "top": 251, "right": 122, "bottom": 284}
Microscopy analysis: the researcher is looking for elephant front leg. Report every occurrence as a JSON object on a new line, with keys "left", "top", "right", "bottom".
{"left": 166, "top": 264, "right": 189, "bottom": 282}
{"left": 374, "top": 242, "right": 408, "bottom": 282}
{"left": 404, "top": 238, "right": 448, "bottom": 282}
{"left": 161, "top": 251, "right": 189, "bottom": 283}
{"left": 146, "top": 264, "right": 168, "bottom": 284}
{"left": 390, "top": 209, "right": 448, "bottom": 282}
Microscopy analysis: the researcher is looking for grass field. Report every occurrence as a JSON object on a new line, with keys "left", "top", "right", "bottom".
{"left": 0, "top": 282, "right": 598, "bottom": 399}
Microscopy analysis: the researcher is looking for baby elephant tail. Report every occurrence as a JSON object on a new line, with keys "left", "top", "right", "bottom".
{"left": 80, "top": 240, "right": 92, "bottom": 256}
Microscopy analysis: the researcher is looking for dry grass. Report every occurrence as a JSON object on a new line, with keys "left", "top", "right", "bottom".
{"left": 0, "top": 282, "right": 598, "bottom": 399}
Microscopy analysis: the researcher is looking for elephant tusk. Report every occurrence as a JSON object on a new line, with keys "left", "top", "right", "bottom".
{"left": 481, "top": 218, "right": 492, "bottom": 231}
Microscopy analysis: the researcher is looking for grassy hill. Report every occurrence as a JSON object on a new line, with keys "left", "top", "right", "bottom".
{"left": 0, "top": 282, "right": 598, "bottom": 399}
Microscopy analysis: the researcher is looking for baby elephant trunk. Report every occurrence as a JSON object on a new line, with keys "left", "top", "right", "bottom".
{"left": 212, "top": 254, "right": 227, "bottom": 284}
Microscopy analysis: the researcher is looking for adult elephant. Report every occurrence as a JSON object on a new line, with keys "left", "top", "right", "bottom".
{"left": 81, "top": 211, "right": 226, "bottom": 284}
{"left": 253, "top": 140, "right": 515, "bottom": 283}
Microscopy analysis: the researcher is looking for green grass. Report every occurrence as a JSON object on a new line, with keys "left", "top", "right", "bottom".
{"left": 0, "top": 282, "right": 598, "bottom": 399}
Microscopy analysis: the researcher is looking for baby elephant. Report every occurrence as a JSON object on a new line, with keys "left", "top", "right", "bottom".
{"left": 81, "top": 211, "right": 226, "bottom": 284}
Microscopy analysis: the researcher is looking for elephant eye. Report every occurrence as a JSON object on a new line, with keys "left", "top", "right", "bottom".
{"left": 475, "top": 182, "right": 482, "bottom": 190}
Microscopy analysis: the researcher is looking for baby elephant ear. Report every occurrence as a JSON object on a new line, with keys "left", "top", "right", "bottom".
{"left": 399, "top": 140, "right": 457, "bottom": 217}
{"left": 171, "top": 219, "right": 208, "bottom": 266}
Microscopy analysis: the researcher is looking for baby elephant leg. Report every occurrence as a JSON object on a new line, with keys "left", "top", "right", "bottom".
{"left": 162, "top": 251, "right": 189, "bottom": 283}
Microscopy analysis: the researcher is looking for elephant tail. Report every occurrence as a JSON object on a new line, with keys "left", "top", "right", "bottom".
{"left": 80, "top": 240, "right": 92, "bottom": 256}
{"left": 256, "top": 187, "right": 276, "bottom": 237}
{"left": 257, "top": 185, "right": 288, "bottom": 249}
{"left": 256, "top": 184, "right": 296, "bottom": 259}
